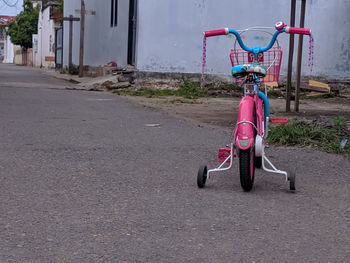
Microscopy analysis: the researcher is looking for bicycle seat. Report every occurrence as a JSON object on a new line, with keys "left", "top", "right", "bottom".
{"left": 232, "top": 64, "right": 267, "bottom": 79}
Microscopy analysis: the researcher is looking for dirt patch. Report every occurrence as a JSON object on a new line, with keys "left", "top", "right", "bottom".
{"left": 123, "top": 95, "right": 350, "bottom": 129}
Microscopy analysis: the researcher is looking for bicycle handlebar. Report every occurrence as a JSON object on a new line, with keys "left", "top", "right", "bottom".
{"left": 285, "top": 26, "right": 311, "bottom": 35}
{"left": 204, "top": 22, "right": 311, "bottom": 54}
{"left": 204, "top": 28, "right": 229, "bottom": 37}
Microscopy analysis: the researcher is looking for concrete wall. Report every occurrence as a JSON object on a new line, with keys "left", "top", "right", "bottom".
{"left": 14, "top": 46, "right": 22, "bottom": 65}
{"left": 37, "top": 6, "right": 56, "bottom": 68}
{"left": 0, "top": 42, "right": 4, "bottom": 61}
{"left": 32, "top": 34, "right": 38, "bottom": 66}
{"left": 13, "top": 46, "right": 33, "bottom": 66}
{"left": 4, "top": 34, "right": 15, "bottom": 63}
{"left": 0, "top": 27, "right": 4, "bottom": 61}
{"left": 63, "top": 0, "right": 130, "bottom": 68}
{"left": 136, "top": 0, "right": 350, "bottom": 79}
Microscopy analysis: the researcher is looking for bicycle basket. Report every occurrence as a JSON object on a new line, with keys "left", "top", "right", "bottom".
{"left": 229, "top": 46, "right": 283, "bottom": 83}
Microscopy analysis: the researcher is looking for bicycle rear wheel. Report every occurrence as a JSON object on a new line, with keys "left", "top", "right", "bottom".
{"left": 239, "top": 147, "right": 255, "bottom": 191}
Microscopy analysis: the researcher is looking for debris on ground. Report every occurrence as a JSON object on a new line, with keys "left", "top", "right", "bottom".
{"left": 106, "top": 61, "right": 118, "bottom": 67}
{"left": 307, "top": 80, "right": 331, "bottom": 93}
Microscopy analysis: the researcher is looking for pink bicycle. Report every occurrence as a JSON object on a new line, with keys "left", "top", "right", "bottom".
{"left": 197, "top": 22, "right": 312, "bottom": 192}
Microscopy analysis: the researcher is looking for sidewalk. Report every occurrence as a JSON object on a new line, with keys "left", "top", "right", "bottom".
{"left": 41, "top": 68, "right": 117, "bottom": 91}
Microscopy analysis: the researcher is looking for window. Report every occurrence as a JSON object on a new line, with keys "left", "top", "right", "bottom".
{"left": 111, "top": 0, "right": 118, "bottom": 27}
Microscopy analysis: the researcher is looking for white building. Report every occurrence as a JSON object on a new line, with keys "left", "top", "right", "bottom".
{"left": 0, "top": 16, "right": 16, "bottom": 64}
{"left": 63, "top": 0, "right": 350, "bottom": 79}
{"left": 36, "top": 0, "right": 61, "bottom": 68}
{"left": 136, "top": 0, "right": 350, "bottom": 79}
{"left": 3, "top": 34, "right": 15, "bottom": 63}
{"left": 63, "top": 0, "right": 134, "bottom": 69}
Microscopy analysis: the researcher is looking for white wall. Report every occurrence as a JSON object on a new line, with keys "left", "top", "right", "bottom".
{"left": 63, "top": 0, "right": 130, "bottom": 68}
{"left": 37, "top": 6, "right": 56, "bottom": 68}
{"left": 0, "top": 42, "right": 4, "bottom": 60}
{"left": 136, "top": 0, "right": 350, "bottom": 79}
{"left": 32, "top": 34, "right": 38, "bottom": 66}
{"left": 4, "top": 34, "right": 15, "bottom": 63}
{"left": 14, "top": 45, "right": 22, "bottom": 65}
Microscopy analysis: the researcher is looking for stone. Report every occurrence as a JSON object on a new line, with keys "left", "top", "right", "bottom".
{"left": 118, "top": 75, "right": 135, "bottom": 83}
{"left": 108, "top": 82, "right": 131, "bottom": 90}
{"left": 100, "top": 80, "right": 114, "bottom": 90}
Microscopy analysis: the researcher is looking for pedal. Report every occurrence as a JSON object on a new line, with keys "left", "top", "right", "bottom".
{"left": 218, "top": 147, "right": 235, "bottom": 163}
{"left": 269, "top": 117, "right": 288, "bottom": 123}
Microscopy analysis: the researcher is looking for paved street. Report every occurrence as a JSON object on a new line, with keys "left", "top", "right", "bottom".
{"left": 0, "top": 64, "right": 349, "bottom": 262}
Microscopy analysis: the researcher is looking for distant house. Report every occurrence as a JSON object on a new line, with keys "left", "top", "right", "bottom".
{"left": 62, "top": 0, "right": 349, "bottom": 79}
{"left": 0, "top": 16, "right": 16, "bottom": 63}
{"left": 36, "top": 0, "right": 62, "bottom": 68}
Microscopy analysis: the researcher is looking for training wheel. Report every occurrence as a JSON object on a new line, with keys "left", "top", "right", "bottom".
{"left": 197, "top": 165, "right": 207, "bottom": 188}
{"left": 288, "top": 169, "right": 296, "bottom": 192}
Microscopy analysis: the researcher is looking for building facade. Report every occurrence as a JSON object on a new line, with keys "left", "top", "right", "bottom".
{"left": 135, "top": 0, "right": 350, "bottom": 79}
{"left": 62, "top": 0, "right": 135, "bottom": 69}
{"left": 36, "top": 0, "right": 61, "bottom": 68}
{"left": 0, "top": 16, "right": 16, "bottom": 63}
{"left": 62, "top": 0, "right": 349, "bottom": 79}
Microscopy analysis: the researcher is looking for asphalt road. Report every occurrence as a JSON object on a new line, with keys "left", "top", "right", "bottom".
{"left": 0, "top": 64, "right": 349, "bottom": 262}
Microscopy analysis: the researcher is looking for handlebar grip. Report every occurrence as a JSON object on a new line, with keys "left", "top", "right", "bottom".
{"left": 285, "top": 27, "right": 311, "bottom": 35}
{"left": 204, "top": 28, "right": 229, "bottom": 37}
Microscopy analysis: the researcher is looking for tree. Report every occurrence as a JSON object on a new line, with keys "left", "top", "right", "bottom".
{"left": 7, "top": 0, "right": 40, "bottom": 49}
{"left": 58, "top": 0, "right": 64, "bottom": 14}
{"left": 58, "top": 0, "right": 64, "bottom": 25}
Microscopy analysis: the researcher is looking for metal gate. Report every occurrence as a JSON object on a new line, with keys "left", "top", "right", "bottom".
{"left": 55, "top": 27, "right": 63, "bottom": 68}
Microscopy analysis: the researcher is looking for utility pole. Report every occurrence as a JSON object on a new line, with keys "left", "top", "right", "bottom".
{"left": 294, "top": 0, "right": 306, "bottom": 112}
{"left": 285, "top": 0, "right": 296, "bottom": 112}
{"left": 76, "top": 0, "right": 95, "bottom": 78}
{"left": 63, "top": 15, "right": 80, "bottom": 74}
{"left": 79, "top": 0, "right": 85, "bottom": 78}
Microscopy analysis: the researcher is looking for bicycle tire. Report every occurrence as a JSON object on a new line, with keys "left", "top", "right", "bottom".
{"left": 239, "top": 148, "right": 255, "bottom": 191}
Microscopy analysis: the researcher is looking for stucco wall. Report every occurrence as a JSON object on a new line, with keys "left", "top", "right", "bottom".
{"left": 63, "top": 0, "right": 129, "bottom": 68}
{"left": 4, "top": 35, "right": 14, "bottom": 63}
{"left": 14, "top": 46, "right": 22, "bottom": 65}
{"left": 37, "top": 6, "right": 56, "bottom": 68}
{"left": 136, "top": 0, "right": 350, "bottom": 79}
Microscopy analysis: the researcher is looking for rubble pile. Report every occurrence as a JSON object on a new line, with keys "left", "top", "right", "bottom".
{"left": 105, "top": 65, "right": 136, "bottom": 90}
{"left": 96, "top": 65, "right": 183, "bottom": 91}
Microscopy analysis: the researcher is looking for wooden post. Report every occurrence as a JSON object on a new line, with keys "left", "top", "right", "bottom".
{"left": 63, "top": 16, "right": 80, "bottom": 74}
{"left": 69, "top": 15, "right": 74, "bottom": 73}
{"left": 294, "top": 0, "right": 306, "bottom": 112}
{"left": 79, "top": 0, "right": 85, "bottom": 78}
{"left": 286, "top": 0, "right": 296, "bottom": 112}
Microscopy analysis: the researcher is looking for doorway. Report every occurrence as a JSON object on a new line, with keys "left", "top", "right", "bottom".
{"left": 55, "top": 27, "right": 63, "bottom": 68}
{"left": 127, "top": 0, "right": 137, "bottom": 65}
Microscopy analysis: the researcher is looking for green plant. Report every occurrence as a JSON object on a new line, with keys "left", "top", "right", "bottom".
{"left": 301, "top": 91, "right": 337, "bottom": 100}
{"left": 177, "top": 79, "right": 206, "bottom": 99}
{"left": 114, "top": 79, "right": 208, "bottom": 99}
{"left": 332, "top": 116, "right": 347, "bottom": 131}
{"left": 57, "top": 0, "right": 64, "bottom": 25}
{"left": 113, "top": 88, "right": 175, "bottom": 98}
{"left": 267, "top": 89, "right": 283, "bottom": 98}
{"left": 7, "top": 0, "right": 40, "bottom": 49}
{"left": 58, "top": 0, "right": 64, "bottom": 14}
{"left": 267, "top": 117, "right": 350, "bottom": 155}
{"left": 69, "top": 64, "right": 79, "bottom": 75}
{"left": 213, "top": 82, "right": 242, "bottom": 92}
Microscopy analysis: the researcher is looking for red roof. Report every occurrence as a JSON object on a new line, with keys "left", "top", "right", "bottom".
{"left": 0, "top": 16, "right": 16, "bottom": 26}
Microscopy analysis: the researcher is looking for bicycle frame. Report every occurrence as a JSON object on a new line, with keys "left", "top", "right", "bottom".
{"left": 201, "top": 22, "right": 311, "bottom": 190}
{"left": 207, "top": 78, "right": 288, "bottom": 182}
